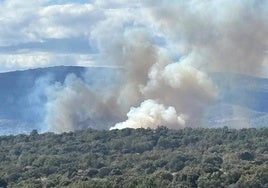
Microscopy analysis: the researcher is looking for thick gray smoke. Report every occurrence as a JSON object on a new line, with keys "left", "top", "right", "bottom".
{"left": 45, "top": 0, "right": 268, "bottom": 133}
{"left": 147, "top": 0, "right": 268, "bottom": 75}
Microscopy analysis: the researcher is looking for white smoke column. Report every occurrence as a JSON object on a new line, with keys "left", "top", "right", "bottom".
{"left": 114, "top": 55, "right": 218, "bottom": 129}
{"left": 145, "top": 58, "right": 217, "bottom": 122}
{"left": 45, "top": 74, "right": 120, "bottom": 133}
{"left": 44, "top": 0, "right": 268, "bottom": 132}
{"left": 45, "top": 2, "right": 218, "bottom": 132}
{"left": 91, "top": 16, "right": 159, "bottom": 113}
{"left": 111, "top": 99, "right": 186, "bottom": 130}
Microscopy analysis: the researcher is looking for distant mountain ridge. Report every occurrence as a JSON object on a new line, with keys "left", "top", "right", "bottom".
{"left": 210, "top": 72, "right": 268, "bottom": 112}
{"left": 0, "top": 67, "right": 268, "bottom": 135}
{"left": 204, "top": 72, "right": 268, "bottom": 128}
{"left": 0, "top": 66, "right": 117, "bottom": 135}
{"left": 0, "top": 66, "right": 85, "bottom": 120}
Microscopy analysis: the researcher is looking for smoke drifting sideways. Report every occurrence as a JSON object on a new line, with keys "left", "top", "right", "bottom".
{"left": 44, "top": 0, "right": 268, "bottom": 133}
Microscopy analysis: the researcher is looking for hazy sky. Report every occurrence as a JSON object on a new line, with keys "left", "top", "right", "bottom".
{"left": 0, "top": 0, "right": 105, "bottom": 72}
{"left": 0, "top": 0, "right": 267, "bottom": 74}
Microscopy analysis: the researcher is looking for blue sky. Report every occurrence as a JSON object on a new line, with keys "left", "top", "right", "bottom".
{"left": 0, "top": 0, "right": 161, "bottom": 72}
{"left": 0, "top": 0, "right": 267, "bottom": 75}
{"left": 0, "top": 0, "right": 106, "bottom": 72}
{"left": 48, "top": 0, "right": 91, "bottom": 4}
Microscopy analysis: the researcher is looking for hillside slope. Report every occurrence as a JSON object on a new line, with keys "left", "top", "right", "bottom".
{"left": 0, "top": 66, "right": 117, "bottom": 135}
{"left": 1, "top": 67, "right": 268, "bottom": 134}
{"left": 203, "top": 73, "right": 268, "bottom": 128}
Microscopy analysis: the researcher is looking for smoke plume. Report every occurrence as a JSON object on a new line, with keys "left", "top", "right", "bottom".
{"left": 111, "top": 99, "right": 187, "bottom": 130}
{"left": 45, "top": 0, "right": 268, "bottom": 133}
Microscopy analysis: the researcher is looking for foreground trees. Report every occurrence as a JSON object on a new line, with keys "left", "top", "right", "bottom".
{"left": 0, "top": 127, "right": 267, "bottom": 187}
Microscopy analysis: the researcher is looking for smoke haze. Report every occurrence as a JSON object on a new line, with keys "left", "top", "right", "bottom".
{"left": 44, "top": 0, "right": 268, "bottom": 133}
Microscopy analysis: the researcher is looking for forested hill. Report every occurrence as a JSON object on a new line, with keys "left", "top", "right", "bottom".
{"left": 0, "top": 127, "right": 267, "bottom": 188}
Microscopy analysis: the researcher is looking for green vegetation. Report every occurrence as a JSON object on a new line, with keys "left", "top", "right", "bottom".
{"left": 0, "top": 127, "right": 267, "bottom": 187}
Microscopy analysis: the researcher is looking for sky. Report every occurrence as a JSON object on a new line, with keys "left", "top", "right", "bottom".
{"left": 0, "top": 0, "right": 267, "bottom": 75}
{"left": 0, "top": 0, "right": 174, "bottom": 73}
{"left": 0, "top": 0, "right": 103, "bottom": 72}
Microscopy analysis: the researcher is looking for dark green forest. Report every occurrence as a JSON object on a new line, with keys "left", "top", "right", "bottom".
{"left": 0, "top": 127, "right": 267, "bottom": 188}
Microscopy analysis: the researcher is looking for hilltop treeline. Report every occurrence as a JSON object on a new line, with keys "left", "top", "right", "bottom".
{"left": 0, "top": 127, "right": 267, "bottom": 188}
